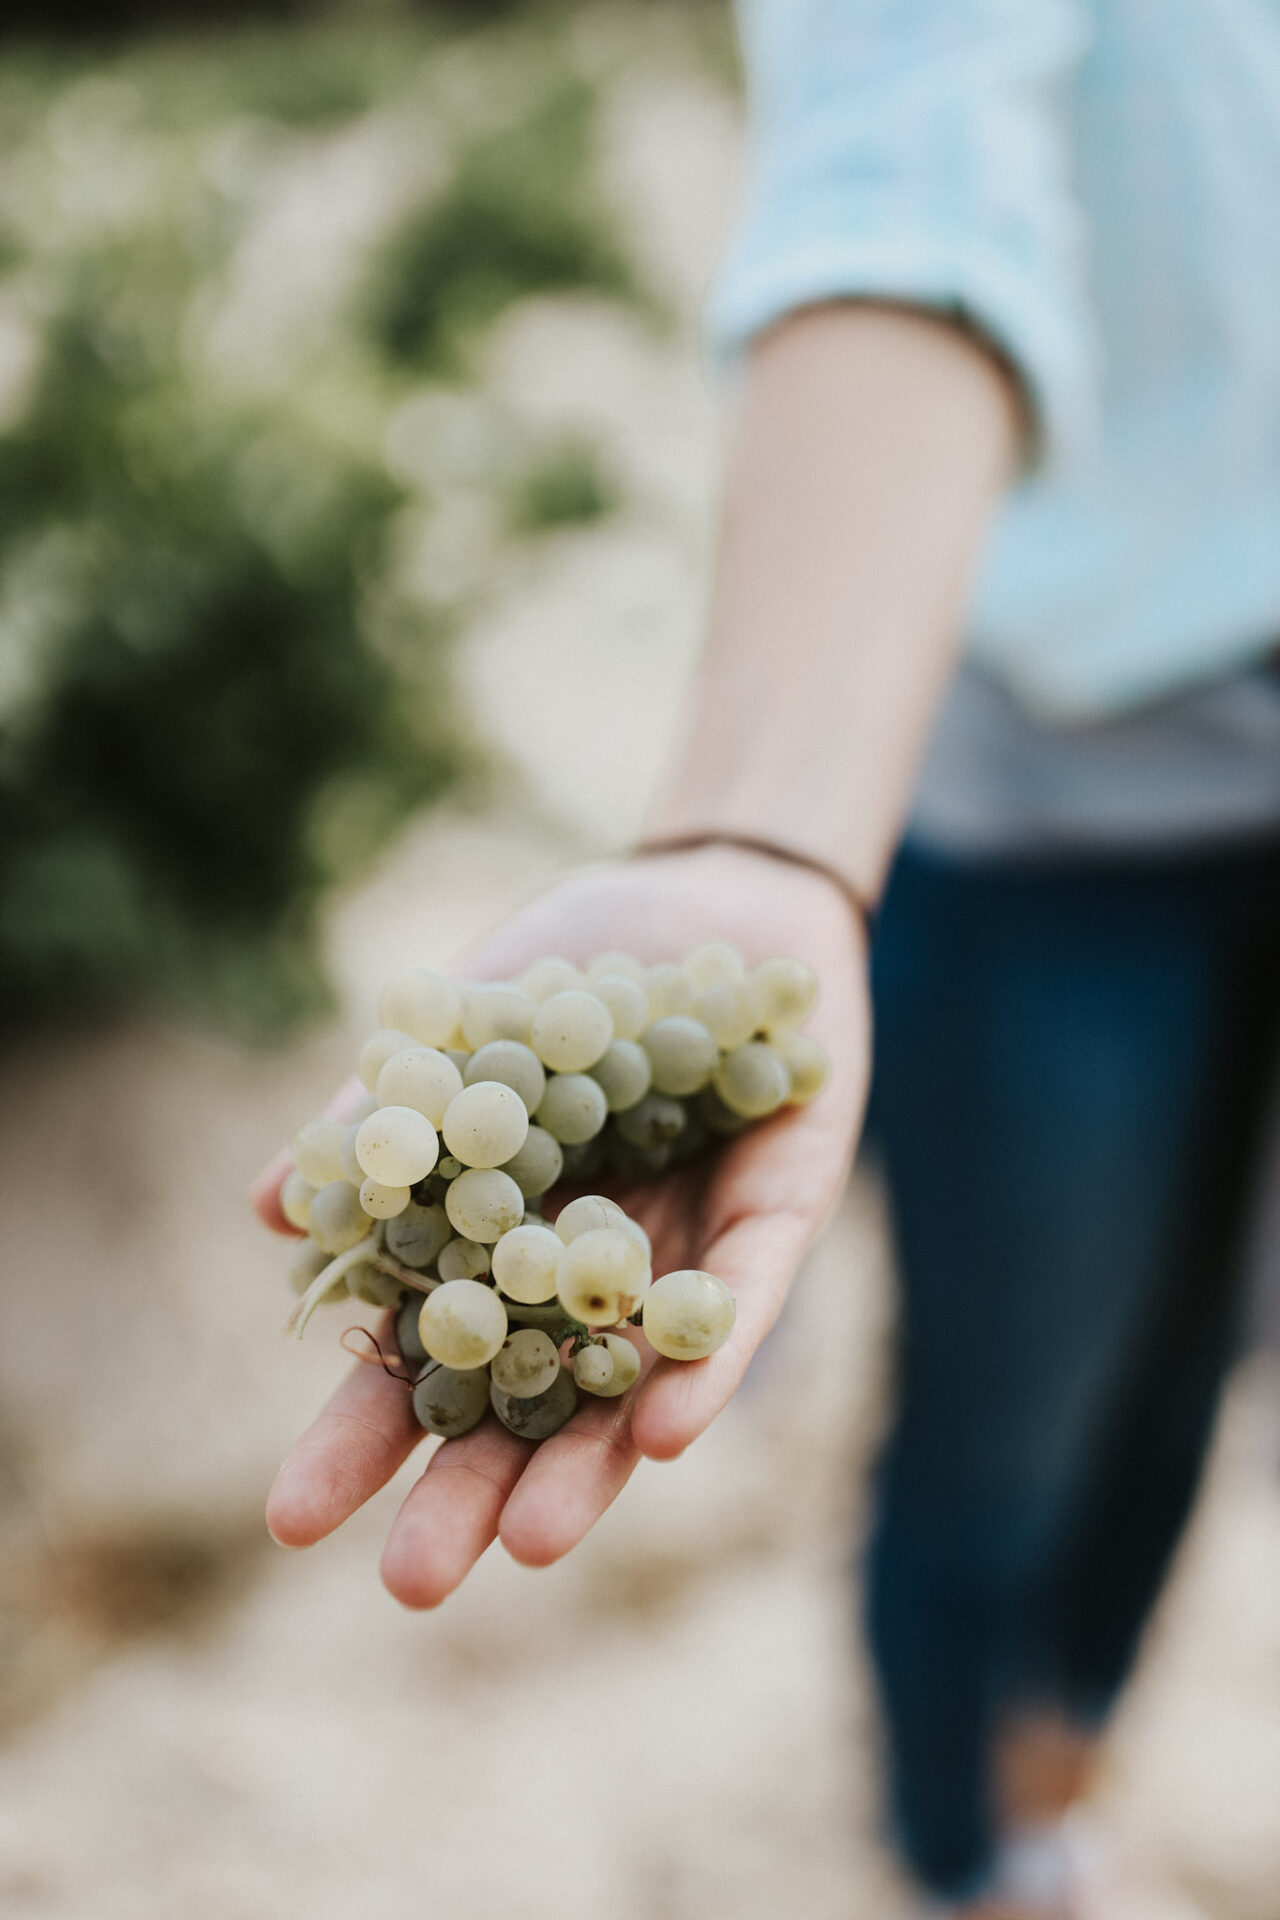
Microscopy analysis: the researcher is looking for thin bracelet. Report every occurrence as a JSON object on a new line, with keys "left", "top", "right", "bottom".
{"left": 633, "top": 830, "right": 876, "bottom": 937}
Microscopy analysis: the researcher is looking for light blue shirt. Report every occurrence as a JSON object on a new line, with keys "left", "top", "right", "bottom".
{"left": 710, "top": 0, "right": 1280, "bottom": 719}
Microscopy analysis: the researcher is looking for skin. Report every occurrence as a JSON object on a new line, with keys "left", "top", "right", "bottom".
{"left": 252, "top": 305, "right": 1021, "bottom": 1615}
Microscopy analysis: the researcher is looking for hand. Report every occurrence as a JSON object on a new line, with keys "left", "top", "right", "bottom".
{"left": 250, "top": 842, "right": 871, "bottom": 1606}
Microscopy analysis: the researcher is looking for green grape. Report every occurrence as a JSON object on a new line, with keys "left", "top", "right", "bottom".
{"left": 500, "top": 1125, "right": 564, "bottom": 1199}
{"left": 355, "top": 1106, "right": 440, "bottom": 1186}
{"left": 552, "top": 1193, "right": 629, "bottom": 1243}
{"left": 356, "top": 1029, "right": 421, "bottom": 1093}
{"left": 750, "top": 956, "right": 819, "bottom": 1033}
{"left": 396, "top": 1294, "right": 429, "bottom": 1366}
{"left": 442, "top": 1081, "right": 529, "bottom": 1169}
{"left": 280, "top": 1169, "right": 314, "bottom": 1232}
{"left": 347, "top": 1262, "right": 405, "bottom": 1309}
{"left": 536, "top": 1073, "right": 608, "bottom": 1145}
{"left": 437, "top": 1237, "right": 492, "bottom": 1281}
{"left": 445, "top": 1168, "right": 525, "bottom": 1242}
{"left": 464, "top": 1040, "right": 546, "bottom": 1115}
{"left": 642, "top": 1017, "right": 719, "bottom": 1096}
{"left": 412, "top": 1365, "right": 491, "bottom": 1439}
{"left": 460, "top": 984, "right": 536, "bottom": 1050}
{"left": 558, "top": 1228, "right": 649, "bottom": 1326}
{"left": 291, "top": 1118, "right": 346, "bottom": 1189}
{"left": 695, "top": 1083, "right": 751, "bottom": 1135}
{"left": 490, "top": 1328, "right": 561, "bottom": 1399}
{"left": 713, "top": 1042, "right": 791, "bottom": 1118}
{"left": 586, "top": 950, "right": 644, "bottom": 984}
{"left": 384, "top": 1201, "right": 450, "bottom": 1269}
{"left": 378, "top": 969, "right": 462, "bottom": 1049}
{"left": 376, "top": 1047, "right": 464, "bottom": 1127}
{"left": 590, "top": 1038, "right": 652, "bottom": 1111}
{"left": 643, "top": 963, "right": 694, "bottom": 1021}
{"left": 684, "top": 941, "right": 746, "bottom": 991}
{"left": 337, "top": 1123, "right": 364, "bottom": 1186}
{"left": 595, "top": 1332, "right": 642, "bottom": 1396}
{"left": 490, "top": 1363, "right": 579, "bottom": 1439}
{"left": 418, "top": 1280, "right": 508, "bottom": 1369}
{"left": 491, "top": 1223, "right": 565, "bottom": 1303}
{"left": 609, "top": 1138, "right": 672, "bottom": 1181}
{"left": 437, "top": 1155, "right": 464, "bottom": 1180}
{"left": 589, "top": 974, "right": 649, "bottom": 1042}
{"left": 775, "top": 1029, "right": 830, "bottom": 1104}
{"left": 557, "top": 1137, "right": 605, "bottom": 1181}
{"left": 614, "top": 1091, "right": 686, "bottom": 1151}
{"left": 501, "top": 1295, "right": 575, "bottom": 1338}
{"left": 309, "top": 1180, "right": 369, "bottom": 1256}
{"left": 695, "top": 982, "right": 758, "bottom": 1051}
{"left": 642, "top": 1269, "right": 736, "bottom": 1360}
{"left": 289, "top": 1239, "right": 346, "bottom": 1301}
{"left": 573, "top": 1342, "right": 614, "bottom": 1393}
{"left": 518, "top": 956, "right": 583, "bottom": 1002}
{"left": 530, "top": 990, "right": 614, "bottom": 1073}
{"left": 359, "top": 1176, "right": 411, "bottom": 1219}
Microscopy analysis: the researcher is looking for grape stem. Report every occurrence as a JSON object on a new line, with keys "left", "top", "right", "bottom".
{"left": 373, "top": 1250, "right": 440, "bottom": 1295}
{"left": 286, "top": 1235, "right": 380, "bottom": 1341}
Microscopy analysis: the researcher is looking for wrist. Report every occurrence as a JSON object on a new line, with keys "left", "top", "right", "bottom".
{"left": 631, "top": 828, "right": 875, "bottom": 945}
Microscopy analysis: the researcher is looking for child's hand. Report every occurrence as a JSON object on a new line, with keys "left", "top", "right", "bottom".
{"left": 249, "top": 843, "right": 870, "bottom": 1607}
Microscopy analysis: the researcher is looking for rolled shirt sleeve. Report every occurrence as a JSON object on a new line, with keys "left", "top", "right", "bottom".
{"left": 709, "top": 0, "right": 1100, "bottom": 469}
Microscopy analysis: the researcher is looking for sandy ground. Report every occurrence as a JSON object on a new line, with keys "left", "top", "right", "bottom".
{"left": 2, "top": 59, "right": 1280, "bottom": 1920}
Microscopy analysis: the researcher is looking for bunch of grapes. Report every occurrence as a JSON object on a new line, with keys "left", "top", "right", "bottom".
{"left": 278, "top": 943, "right": 828, "bottom": 1443}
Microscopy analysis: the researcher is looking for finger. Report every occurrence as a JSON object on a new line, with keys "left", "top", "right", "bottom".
{"left": 497, "top": 1365, "right": 648, "bottom": 1567}
{"left": 266, "top": 1350, "right": 422, "bottom": 1548}
{"left": 250, "top": 1076, "right": 368, "bottom": 1235}
{"left": 380, "top": 1422, "right": 534, "bottom": 1609}
{"left": 630, "top": 1201, "right": 816, "bottom": 1461}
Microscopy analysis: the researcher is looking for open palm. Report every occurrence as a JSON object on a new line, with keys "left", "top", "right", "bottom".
{"left": 251, "top": 843, "right": 870, "bottom": 1607}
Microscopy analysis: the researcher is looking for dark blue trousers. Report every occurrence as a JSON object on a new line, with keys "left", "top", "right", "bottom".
{"left": 864, "top": 836, "right": 1280, "bottom": 1900}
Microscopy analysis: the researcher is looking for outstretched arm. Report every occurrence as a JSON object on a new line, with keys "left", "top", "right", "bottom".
{"left": 252, "top": 302, "right": 1019, "bottom": 1606}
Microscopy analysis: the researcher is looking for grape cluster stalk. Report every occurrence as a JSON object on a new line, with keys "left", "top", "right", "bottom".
{"left": 276, "top": 943, "right": 829, "bottom": 1443}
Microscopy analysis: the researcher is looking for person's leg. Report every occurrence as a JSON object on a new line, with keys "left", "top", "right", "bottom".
{"left": 862, "top": 840, "right": 1280, "bottom": 1904}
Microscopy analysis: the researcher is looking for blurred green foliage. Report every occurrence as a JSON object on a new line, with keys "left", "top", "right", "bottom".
{"left": 0, "top": 3, "right": 679, "bottom": 1044}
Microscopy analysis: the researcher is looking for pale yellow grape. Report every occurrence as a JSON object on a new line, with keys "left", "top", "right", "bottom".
{"left": 338, "top": 1124, "right": 363, "bottom": 1186}
{"left": 573, "top": 1343, "right": 614, "bottom": 1393}
{"left": 460, "top": 983, "right": 535, "bottom": 1050}
{"left": 359, "top": 1176, "right": 411, "bottom": 1219}
{"left": 775, "top": 1030, "right": 830, "bottom": 1104}
{"left": 595, "top": 1332, "right": 642, "bottom": 1396}
{"left": 490, "top": 1328, "right": 561, "bottom": 1399}
{"left": 349, "top": 1092, "right": 381, "bottom": 1125}
{"left": 309, "top": 1180, "right": 370, "bottom": 1256}
{"left": 355, "top": 1105, "right": 440, "bottom": 1186}
{"left": 518, "top": 956, "right": 583, "bottom": 1002}
{"left": 500, "top": 1125, "right": 563, "bottom": 1198}
{"left": 590, "top": 1038, "right": 652, "bottom": 1111}
{"left": 491, "top": 1223, "right": 565, "bottom": 1303}
{"left": 586, "top": 950, "right": 644, "bottom": 984}
{"left": 442, "top": 1081, "right": 529, "bottom": 1169}
{"left": 289, "top": 1239, "right": 346, "bottom": 1301}
{"left": 553, "top": 1192, "right": 629, "bottom": 1244}
{"left": 558, "top": 1229, "right": 649, "bottom": 1326}
{"left": 376, "top": 1047, "right": 463, "bottom": 1127}
{"left": 413, "top": 1365, "right": 491, "bottom": 1438}
{"left": 378, "top": 969, "right": 461, "bottom": 1048}
{"left": 696, "top": 1083, "right": 751, "bottom": 1135}
{"left": 713, "top": 1041, "right": 791, "bottom": 1118}
{"left": 280, "top": 1170, "right": 314, "bottom": 1232}
{"left": 444, "top": 1167, "right": 525, "bottom": 1242}
{"left": 643, "top": 1269, "right": 736, "bottom": 1360}
{"left": 643, "top": 963, "right": 694, "bottom": 1021}
{"left": 438, "top": 1236, "right": 492, "bottom": 1281}
{"left": 589, "top": 974, "right": 649, "bottom": 1041}
{"left": 536, "top": 1073, "right": 608, "bottom": 1144}
{"left": 642, "top": 1016, "right": 719, "bottom": 1096}
{"left": 385, "top": 1201, "right": 450, "bottom": 1268}
{"left": 490, "top": 1363, "right": 579, "bottom": 1439}
{"left": 751, "top": 955, "right": 819, "bottom": 1033}
{"left": 530, "top": 990, "right": 613, "bottom": 1072}
{"left": 291, "top": 1118, "right": 346, "bottom": 1189}
{"left": 419, "top": 1279, "right": 508, "bottom": 1369}
{"left": 438, "top": 1155, "right": 464, "bottom": 1180}
{"left": 445, "top": 1049, "right": 469, "bottom": 1073}
{"left": 685, "top": 941, "right": 746, "bottom": 991}
{"left": 614, "top": 1091, "right": 686, "bottom": 1150}
{"left": 464, "top": 1040, "right": 546, "bottom": 1114}
{"left": 695, "top": 981, "right": 758, "bottom": 1051}
{"left": 346, "top": 1262, "right": 404, "bottom": 1309}
{"left": 356, "top": 1029, "right": 420, "bottom": 1093}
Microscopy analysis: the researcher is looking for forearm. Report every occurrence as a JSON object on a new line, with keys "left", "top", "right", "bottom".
{"left": 645, "top": 303, "right": 1022, "bottom": 903}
